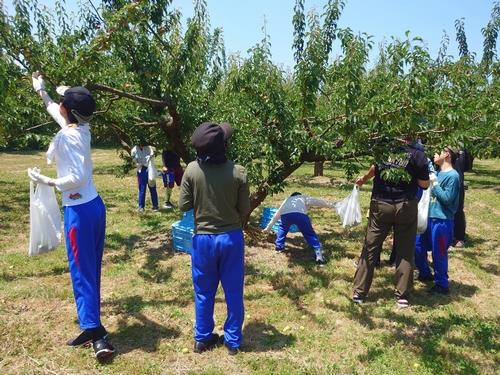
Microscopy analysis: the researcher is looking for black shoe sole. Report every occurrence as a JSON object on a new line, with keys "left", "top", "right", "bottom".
{"left": 95, "top": 348, "right": 115, "bottom": 360}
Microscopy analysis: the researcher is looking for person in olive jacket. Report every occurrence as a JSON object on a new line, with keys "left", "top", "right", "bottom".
{"left": 179, "top": 122, "right": 250, "bottom": 355}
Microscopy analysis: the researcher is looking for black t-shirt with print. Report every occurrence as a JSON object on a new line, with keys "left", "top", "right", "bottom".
{"left": 372, "top": 146, "right": 430, "bottom": 202}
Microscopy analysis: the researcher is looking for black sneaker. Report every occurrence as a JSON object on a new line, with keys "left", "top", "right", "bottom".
{"left": 275, "top": 247, "right": 284, "bottom": 253}
{"left": 225, "top": 343, "right": 239, "bottom": 355}
{"left": 93, "top": 338, "right": 115, "bottom": 360}
{"left": 428, "top": 285, "right": 449, "bottom": 295}
{"left": 67, "top": 326, "right": 108, "bottom": 347}
{"left": 193, "top": 333, "right": 220, "bottom": 354}
{"left": 418, "top": 274, "right": 434, "bottom": 282}
{"left": 352, "top": 293, "right": 364, "bottom": 304}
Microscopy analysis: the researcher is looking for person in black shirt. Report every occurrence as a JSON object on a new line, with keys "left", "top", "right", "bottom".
{"left": 161, "top": 149, "right": 184, "bottom": 209}
{"left": 452, "top": 149, "right": 471, "bottom": 247}
{"left": 353, "top": 143, "right": 430, "bottom": 308}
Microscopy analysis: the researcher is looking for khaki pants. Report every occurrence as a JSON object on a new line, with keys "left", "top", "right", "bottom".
{"left": 353, "top": 198, "right": 418, "bottom": 299}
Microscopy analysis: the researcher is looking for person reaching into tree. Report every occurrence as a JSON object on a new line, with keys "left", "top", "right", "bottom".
{"left": 415, "top": 147, "right": 460, "bottom": 294}
{"left": 353, "top": 139, "right": 430, "bottom": 308}
{"left": 27, "top": 72, "right": 115, "bottom": 360}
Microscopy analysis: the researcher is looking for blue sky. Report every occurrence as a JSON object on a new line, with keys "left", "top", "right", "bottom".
{"left": 4, "top": 0, "right": 497, "bottom": 69}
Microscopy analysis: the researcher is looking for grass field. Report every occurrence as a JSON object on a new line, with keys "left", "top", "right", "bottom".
{"left": 0, "top": 148, "right": 498, "bottom": 374}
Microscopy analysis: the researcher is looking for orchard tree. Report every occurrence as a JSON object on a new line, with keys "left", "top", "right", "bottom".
{"left": 1, "top": 0, "right": 498, "bottom": 220}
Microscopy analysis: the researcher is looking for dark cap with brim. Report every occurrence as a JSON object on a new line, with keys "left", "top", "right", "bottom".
{"left": 61, "top": 86, "right": 96, "bottom": 122}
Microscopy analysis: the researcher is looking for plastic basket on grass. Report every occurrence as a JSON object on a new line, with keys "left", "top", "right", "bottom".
{"left": 171, "top": 210, "right": 194, "bottom": 254}
{"left": 259, "top": 207, "right": 299, "bottom": 233}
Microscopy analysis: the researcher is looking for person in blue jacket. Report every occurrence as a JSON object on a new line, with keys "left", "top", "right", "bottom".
{"left": 415, "top": 147, "right": 460, "bottom": 294}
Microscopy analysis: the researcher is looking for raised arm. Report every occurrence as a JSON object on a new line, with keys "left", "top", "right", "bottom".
{"left": 305, "top": 196, "right": 338, "bottom": 209}
{"left": 32, "top": 72, "right": 67, "bottom": 128}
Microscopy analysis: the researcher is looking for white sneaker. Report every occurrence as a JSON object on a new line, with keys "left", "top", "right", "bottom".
{"left": 163, "top": 202, "right": 174, "bottom": 209}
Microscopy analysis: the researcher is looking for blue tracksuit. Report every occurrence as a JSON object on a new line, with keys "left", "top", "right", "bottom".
{"left": 415, "top": 169, "right": 459, "bottom": 288}
{"left": 137, "top": 166, "right": 158, "bottom": 209}
{"left": 192, "top": 229, "right": 245, "bottom": 349}
{"left": 415, "top": 219, "right": 453, "bottom": 288}
{"left": 276, "top": 212, "right": 321, "bottom": 253}
{"left": 64, "top": 195, "right": 106, "bottom": 329}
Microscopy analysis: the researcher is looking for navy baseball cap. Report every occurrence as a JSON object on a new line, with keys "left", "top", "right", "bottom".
{"left": 60, "top": 86, "right": 96, "bottom": 122}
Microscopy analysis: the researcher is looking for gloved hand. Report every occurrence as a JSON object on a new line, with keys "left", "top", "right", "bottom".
{"left": 429, "top": 173, "right": 438, "bottom": 184}
{"left": 31, "top": 71, "right": 46, "bottom": 92}
{"left": 28, "top": 167, "right": 54, "bottom": 185}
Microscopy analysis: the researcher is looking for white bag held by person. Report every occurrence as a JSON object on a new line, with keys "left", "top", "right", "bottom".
{"left": 417, "top": 186, "right": 431, "bottom": 234}
{"left": 29, "top": 181, "right": 62, "bottom": 256}
{"left": 147, "top": 158, "right": 158, "bottom": 187}
{"left": 336, "top": 185, "right": 362, "bottom": 228}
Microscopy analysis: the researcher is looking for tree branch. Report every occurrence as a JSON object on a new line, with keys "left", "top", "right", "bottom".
{"left": 86, "top": 83, "right": 173, "bottom": 108}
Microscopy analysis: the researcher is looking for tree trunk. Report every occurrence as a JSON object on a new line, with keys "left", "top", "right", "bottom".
{"left": 314, "top": 161, "right": 324, "bottom": 176}
{"left": 245, "top": 162, "right": 302, "bottom": 225}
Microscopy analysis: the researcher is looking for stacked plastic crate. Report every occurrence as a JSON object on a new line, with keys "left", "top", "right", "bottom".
{"left": 171, "top": 210, "right": 194, "bottom": 254}
{"left": 259, "top": 207, "right": 299, "bottom": 233}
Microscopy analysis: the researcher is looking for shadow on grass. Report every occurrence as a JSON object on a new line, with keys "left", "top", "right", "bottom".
{"left": 0, "top": 265, "right": 68, "bottom": 282}
{"left": 103, "top": 295, "right": 183, "bottom": 355}
{"left": 137, "top": 237, "right": 175, "bottom": 283}
{"left": 242, "top": 321, "right": 296, "bottom": 352}
{"left": 106, "top": 230, "right": 177, "bottom": 284}
{"left": 106, "top": 233, "right": 141, "bottom": 263}
{"left": 112, "top": 314, "right": 180, "bottom": 355}
{"left": 379, "top": 310, "right": 498, "bottom": 374}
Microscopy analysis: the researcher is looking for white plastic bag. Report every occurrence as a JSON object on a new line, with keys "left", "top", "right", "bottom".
{"left": 336, "top": 185, "right": 362, "bottom": 228}
{"left": 29, "top": 181, "right": 62, "bottom": 256}
{"left": 147, "top": 158, "right": 158, "bottom": 187}
{"left": 417, "top": 186, "right": 431, "bottom": 234}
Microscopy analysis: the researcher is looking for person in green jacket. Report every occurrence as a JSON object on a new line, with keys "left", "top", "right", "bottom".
{"left": 179, "top": 122, "right": 250, "bottom": 355}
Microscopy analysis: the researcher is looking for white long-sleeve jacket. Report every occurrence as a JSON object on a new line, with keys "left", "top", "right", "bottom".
{"left": 43, "top": 96, "right": 98, "bottom": 207}
{"left": 264, "top": 195, "right": 337, "bottom": 231}
{"left": 131, "top": 145, "right": 154, "bottom": 171}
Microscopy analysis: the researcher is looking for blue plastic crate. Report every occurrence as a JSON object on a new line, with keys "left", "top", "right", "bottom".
{"left": 171, "top": 221, "right": 193, "bottom": 254}
{"left": 260, "top": 207, "right": 299, "bottom": 233}
{"left": 171, "top": 209, "right": 195, "bottom": 254}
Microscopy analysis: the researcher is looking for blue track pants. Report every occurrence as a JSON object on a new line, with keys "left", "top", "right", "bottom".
{"left": 64, "top": 195, "right": 106, "bottom": 329}
{"left": 191, "top": 229, "right": 245, "bottom": 349}
{"left": 276, "top": 212, "right": 321, "bottom": 254}
{"left": 137, "top": 166, "right": 158, "bottom": 209}
{"left": 415, "top": 218, "right": 453, "bottom": 288}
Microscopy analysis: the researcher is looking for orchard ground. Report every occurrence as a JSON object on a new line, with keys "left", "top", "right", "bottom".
{"left": 0, "top": 149, "right": 498, "bottom": 375}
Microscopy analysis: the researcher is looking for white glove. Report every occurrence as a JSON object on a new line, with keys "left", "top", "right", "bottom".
{"left": 31, "top": 71, "right": 46, "bottom": 92}
{"left": 28, "top": 167, "right": 53, "bottom": 185}
{"left": 429, "top": 173, "right": 437, "bottom": 184}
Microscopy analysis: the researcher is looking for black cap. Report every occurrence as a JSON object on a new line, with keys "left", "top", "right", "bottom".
{"left": 191, "top": 122, "right": 233, "bottom": 157}
{"left": 61, "top": 86, "right": 96, "bottom": 122}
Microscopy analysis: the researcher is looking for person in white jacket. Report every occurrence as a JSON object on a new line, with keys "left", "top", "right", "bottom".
{"left": 264, "top": 192, "right": 337, "bottom": 265}
{"left": 130, "top": 142, "right": 159, "bottom": 211}
{"left": 27, "top": 72, "right": 115, "bottom": 360}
